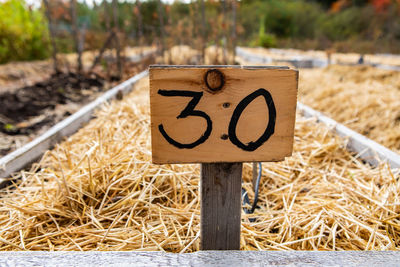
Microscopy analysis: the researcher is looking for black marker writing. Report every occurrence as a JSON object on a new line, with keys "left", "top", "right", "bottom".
{"left": 157, "top": 90, "right": 212, "bottom": 149}
{"left": 228, "top": 88, "right": 276, "bottom": 151}
{"left": 157, "top": 88, "right": 276, "bottom": 151}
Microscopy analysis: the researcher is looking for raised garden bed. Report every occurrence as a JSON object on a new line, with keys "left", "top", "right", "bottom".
{"left": 0, "top": 50, "right": 156, "bottom": 157}
{"left": 0, "top": 73, "right": 399, "bottom": 251}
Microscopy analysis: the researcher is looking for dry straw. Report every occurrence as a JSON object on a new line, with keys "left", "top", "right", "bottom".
{"left": 300, "top": 65, "right": 400, "bottom": 153}
{"left": 0, "top": 77, "right": 399, "bottom": 251}
{"left": 157, "top": 45, "right": 233, "bottom": 65}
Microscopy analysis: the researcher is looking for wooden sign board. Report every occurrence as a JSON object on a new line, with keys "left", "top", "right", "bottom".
{"left": 149, "top": 65, "right": 298, "bottom": 164}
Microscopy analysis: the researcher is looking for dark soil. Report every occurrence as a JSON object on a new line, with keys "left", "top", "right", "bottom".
{"left": 0, "top": 52, "right": 156, "bottom": 157}
{"left": 0, "top": 72, "right": 104, "bottom": 122}
{"left": 0, "top": 72, "right": 104, "bottom": 135}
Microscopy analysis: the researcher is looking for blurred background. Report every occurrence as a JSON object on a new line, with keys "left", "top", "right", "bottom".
{"left": 1, "top": 0, "right": 400, "bottom": 66}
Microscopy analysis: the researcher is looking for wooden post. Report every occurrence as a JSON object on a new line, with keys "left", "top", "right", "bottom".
{"left": 252, "top": 162, "right": 257, "bottom": 190}
{"left": 201, "top": 163, "right": 242, "bottom": 250}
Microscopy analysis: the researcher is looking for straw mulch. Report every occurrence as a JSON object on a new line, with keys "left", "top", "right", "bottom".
{"left": 158, "top": 45, "right": 233, "bottom": 65}
{"left": 299, "top": 65, "right": 400, "bottom": 153}
{"left": 0, "top": 77, "right": 399, "bottom": 251}
{"left": 63, "top": 46, "right": 156, "bottom": 67}
{"left": 158, "top": 45, "right": 201, "bottom": 65}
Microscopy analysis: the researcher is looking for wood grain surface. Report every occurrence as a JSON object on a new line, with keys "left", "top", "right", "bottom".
{"left": 150, "top": 66, "right": 298, "bottom": 164}
{"left": 0, "top": 251, "right": 399, "bottom": 266}
{"left": 200, "top": 163, "right": 242, "bottom": 250}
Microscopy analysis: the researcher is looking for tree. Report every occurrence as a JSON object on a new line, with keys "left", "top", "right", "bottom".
{"left": 112, "top": 0, "right": 122, "bottom": 78}
{"left": 157, "top": 0, "right": 166, "bottom": 56}
{"left": 136, "top": 0, "right": 144, "bottom": 52}
{"left": 199, "top": 0, "right": 206, "bottom": 63}
{"left": 90, "top": 0, "right": 114, "bottom": 72}
{"left": 42, "top": 0, "right": 60, "bottom": 73}
{"left": 71, "top": 0, "right": 83, "bottom": 73}
{"left": 221, "top": 0, "right": 228, "bottom": 64}
{"left": 231, "top": 0, "right": 237, "bottom": 64}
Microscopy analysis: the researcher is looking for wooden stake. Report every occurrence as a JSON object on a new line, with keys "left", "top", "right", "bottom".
{"left": 252, "top": 162, "right": 257, "bottom": 191}
{"left": 200, "top": 163, "right": 242, "bottom": 250}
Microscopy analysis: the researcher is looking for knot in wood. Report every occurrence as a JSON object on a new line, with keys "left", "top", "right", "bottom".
{"left": 205, "top": 69, "right": 224, "bottom": 92}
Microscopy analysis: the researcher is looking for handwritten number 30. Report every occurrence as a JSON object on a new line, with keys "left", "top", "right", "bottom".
{"left": 157, "top": 88, "right": 276, "bottom": 152}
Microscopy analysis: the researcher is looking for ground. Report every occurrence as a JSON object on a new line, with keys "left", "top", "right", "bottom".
{"left": 0, "top": 47, "right": 156, "bottom": 156}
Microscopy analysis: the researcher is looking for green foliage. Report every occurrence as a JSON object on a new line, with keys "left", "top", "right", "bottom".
{"left": 0, "top": 0, "right": 49, "bottom": 63}
{"left": 263, "top": 0, "right": 322, "bottom": 39}
{"left": 0, "top": 0, "right": 399, "bottom": 63}
{"left": 240, "top": 0, "right": 322, "bottom": 41}
{"left": 263, "top": 0, "right": 295, "bottom": 38}
{"left": 258, "top": 32, "right": 277, "bottom": 48}
{"left": 240, "top": 0, "right": 400, "bottom": 53}
{"left": 255, "top": 17, "right": 277, "bottom": 48}
{"left": 4, "top": 124, "right": 15, "bottom": 131}
{"left": 319, "top": 6, "right": 374, "bottom": 41}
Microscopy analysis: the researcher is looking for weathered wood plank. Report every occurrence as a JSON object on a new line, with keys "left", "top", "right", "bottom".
{"left": 150, "top": 65, "right": 298, "bottom": 164}
{"left": 0, "top": 251, "right": 399, "bottom": 267}
{"left": 200, "top": 163, "right": 242, "bottom": 250}
{"left": 148, "top": 65, "right": 289, "bottom": 69}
